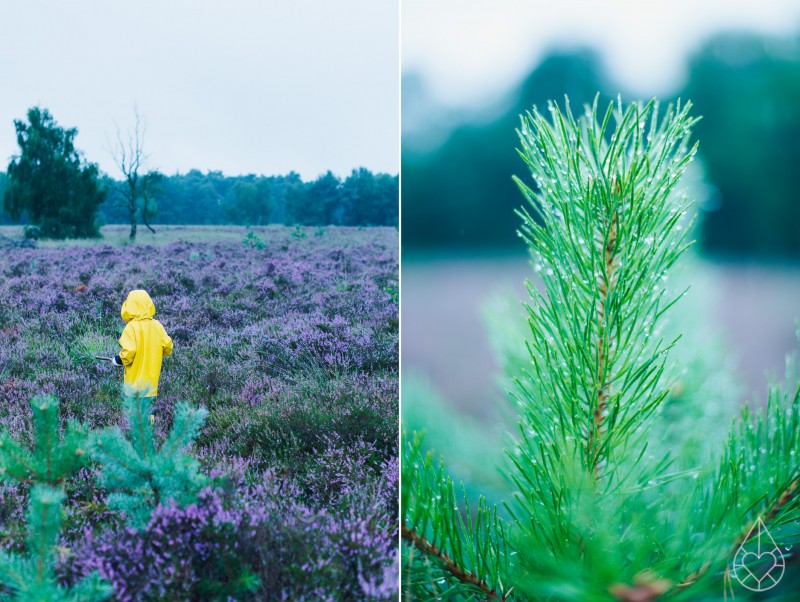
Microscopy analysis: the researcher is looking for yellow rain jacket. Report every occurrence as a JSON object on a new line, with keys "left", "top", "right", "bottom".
{"left": 118, "top": 290, "right": 173, "bottom": 397}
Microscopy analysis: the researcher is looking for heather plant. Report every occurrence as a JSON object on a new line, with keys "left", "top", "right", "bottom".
{"left": 301, "top": 433, "right": 383, "bottom": 505}
{"left": 62, "top": 463, "right": 399, "bottom": 601}
{"left": 402, "top": 98, "right": 800, "bottom": 600}
{"left": 89, "top": 392, "right": 209, "bottom": 526}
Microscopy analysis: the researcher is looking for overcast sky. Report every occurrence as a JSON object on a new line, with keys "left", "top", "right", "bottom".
{"left": 0, "top": 1, "right": 398, "bottom": 180}
{"left": 403, "top": 0, "right": 800, "bottom": 108}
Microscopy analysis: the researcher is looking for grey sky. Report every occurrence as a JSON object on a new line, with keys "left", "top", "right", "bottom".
{"left": 1, "top": 1, "right": 398, "bottom": 180}
{"left": 403, "top": 0, "right": 800, "bottom": 108}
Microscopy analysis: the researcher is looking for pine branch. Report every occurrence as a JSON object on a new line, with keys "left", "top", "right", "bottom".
{"left": 675, "top": 478, "right": 800, "bottom": 592}
{"left": 401, "top": 431, "right": 510, "bottom": 600}
{"left": 675, "top": 376, "right": 800, "bottom": 593}
{"left": 589, "top": 202, "right": 619, "bottom": 478}
{"left": 514, "top": 96, "right": 698, "bottom": 485}
{"left": 675, "top": 480, "right": 800, "bottom": 589}
{"left": 402, "top": 525, "right": 504, "bottom": 601}
{"left": 765, "top": 478, "right": 799, "bottom": 524}
{"left": 504, "top": 102, "right": 701, "bottom": 598}
{"left": 163, "top": 402, "right": 209, "bottom": 456}
{"left": 0, "top": 396, "right": 87, "bottom": 485}
{"left": 0, "top": 486, "right": 112, "bottom": 600}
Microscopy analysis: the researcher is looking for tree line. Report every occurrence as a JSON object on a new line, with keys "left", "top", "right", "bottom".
{"left": 98, "top": 168, "right": 398, "bottom": 228}
{"left": 0, "top": 107, "right": 398, "bottom": 239}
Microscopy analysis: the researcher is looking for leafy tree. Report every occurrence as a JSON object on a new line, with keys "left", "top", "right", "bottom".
{"left": 223, "top": 177, "right": 272, "bottom": 225}
{"left": 0, "top": 172, "right": 12, "bottom": 225}
{"left": 403, "top": 98, "right": 800, "bottom": 599}
{"left": 284, "top": 171, "right": 309, "bottom": 225}
{"left": 342, "top": 168, "right": 399, "bottom": 226}
{"left": 3, "top": 107, "right": 105, "bottom": 239}
{"left": 94, "top": 169, "right": 397, "bottom": 227}
{"left": 294, "top": 171, "right": 342, "bottom": 225}
{"left": 373, "top": 172, "right": 400, "bottom": 227}
{"left": 89, "top": 392, "right": 209, "bottom": 527}
{"left": 156, "top": 169, "right": 229, "bottom": 225}
{"left": 265, "top": 172, "right": 295, "bottom": 224}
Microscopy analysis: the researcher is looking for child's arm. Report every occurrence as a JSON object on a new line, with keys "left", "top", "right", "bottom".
{"left": 118, "top": 323, "right": 137, "bottom": 366}
{"left": 162, "top": 325, "right": 173, "bottom": 357}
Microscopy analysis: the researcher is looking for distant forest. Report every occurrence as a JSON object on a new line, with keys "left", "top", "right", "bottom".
{"left": 404, "top": 31, "right": 800, "bottom": 256}
{"left": 0, "top": 168, "right": 398, "bottom": 228}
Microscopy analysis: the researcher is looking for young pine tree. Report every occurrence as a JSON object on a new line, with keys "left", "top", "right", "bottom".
{"left": 89, "top": 392, "right": 209, "bottom": 527}
{"left": 0, "top": 395, "right": 86, "bottom": 486}
{"left": 402, "top": 98, "right": 800, "bottom": 600}
{"left": 0, "top": 396, "right": 111, "bottom": 601}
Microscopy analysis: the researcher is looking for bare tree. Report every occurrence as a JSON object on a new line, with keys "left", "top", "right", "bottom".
{"left": 112, "top": 107, "right": 156, "bottom": 240}
{"left": 140, "top": 171, "right": 163, "bottom": 235}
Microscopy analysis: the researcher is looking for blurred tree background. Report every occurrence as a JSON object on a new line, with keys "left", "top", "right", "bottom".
{"left": 403, "top": 30, "right": 800, "bottom": 258}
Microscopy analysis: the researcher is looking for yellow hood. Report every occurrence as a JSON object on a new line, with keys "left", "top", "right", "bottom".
{"left": 121, "top": 290, "right": 156, "bottom": 322}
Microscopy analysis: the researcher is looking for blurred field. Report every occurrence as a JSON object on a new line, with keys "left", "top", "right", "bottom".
{"left": 402, "top": 254, "right": 800, "bottom": 417}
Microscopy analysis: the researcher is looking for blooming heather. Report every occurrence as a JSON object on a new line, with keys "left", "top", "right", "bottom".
{"left": 0, "top": 226, "right": 398, "bottom": 600}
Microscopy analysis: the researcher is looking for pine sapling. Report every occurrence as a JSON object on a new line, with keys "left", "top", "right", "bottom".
{"left": 0, "top": 395, "right": 111, "bottom": 601}
{"left": 89, "top": 392, "right": 209, "bottom": 526}
{"left": 0, "top": 487, "right": 111, "bottom": 601}
{"left": 402, "top": 97, "right": 800, "bottom": 600}
{"left": 0, "top": 395, "right": 87, "bottom": 485}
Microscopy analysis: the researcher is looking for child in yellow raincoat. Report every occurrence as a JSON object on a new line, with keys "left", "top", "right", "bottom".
{"left": 112, "top": 290, "right": 173, "bottom": 397}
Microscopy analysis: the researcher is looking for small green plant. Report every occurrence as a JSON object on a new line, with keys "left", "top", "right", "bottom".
{"left": 384, "top": 282, "right": 399, "bottom": 304}
{"left": 242, "top": 230, "right": 266, "bottom": 250}
{"left": 314, "top": 226, "right": 326, "bottom": 237}
{"left": 291, "top": 225, "right": 307, "bottom": 239}
{"left": 402, "top": 97, "right": 800, "bottom": 600}
{"left": 69, "top": 330, "right": 115, "bottom": 367}
{"left": 0, "top": 396, "right": 111, "bottom": 601}
{"left": 89, "top": 391, "right": 209, "bottom": 526}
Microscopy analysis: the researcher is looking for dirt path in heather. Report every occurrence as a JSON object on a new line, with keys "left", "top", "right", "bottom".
{"left": 402, "top": 254, "right": 800, "bottom": 418}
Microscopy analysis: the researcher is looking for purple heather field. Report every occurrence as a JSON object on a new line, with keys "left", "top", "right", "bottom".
{"left": 0, "top": 226, "right": 399, "bottom": 601}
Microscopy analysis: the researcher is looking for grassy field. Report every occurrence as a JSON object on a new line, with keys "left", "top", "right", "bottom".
{"left": 0, "top": 224, "right": 361, "bottom": 247}
{"left": 0, "top": 225, "right": 398, "bottom": 600}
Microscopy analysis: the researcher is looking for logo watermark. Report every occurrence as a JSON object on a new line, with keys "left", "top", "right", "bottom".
{"left": 732, "top": 517, "right": 785, "bottom": 592}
